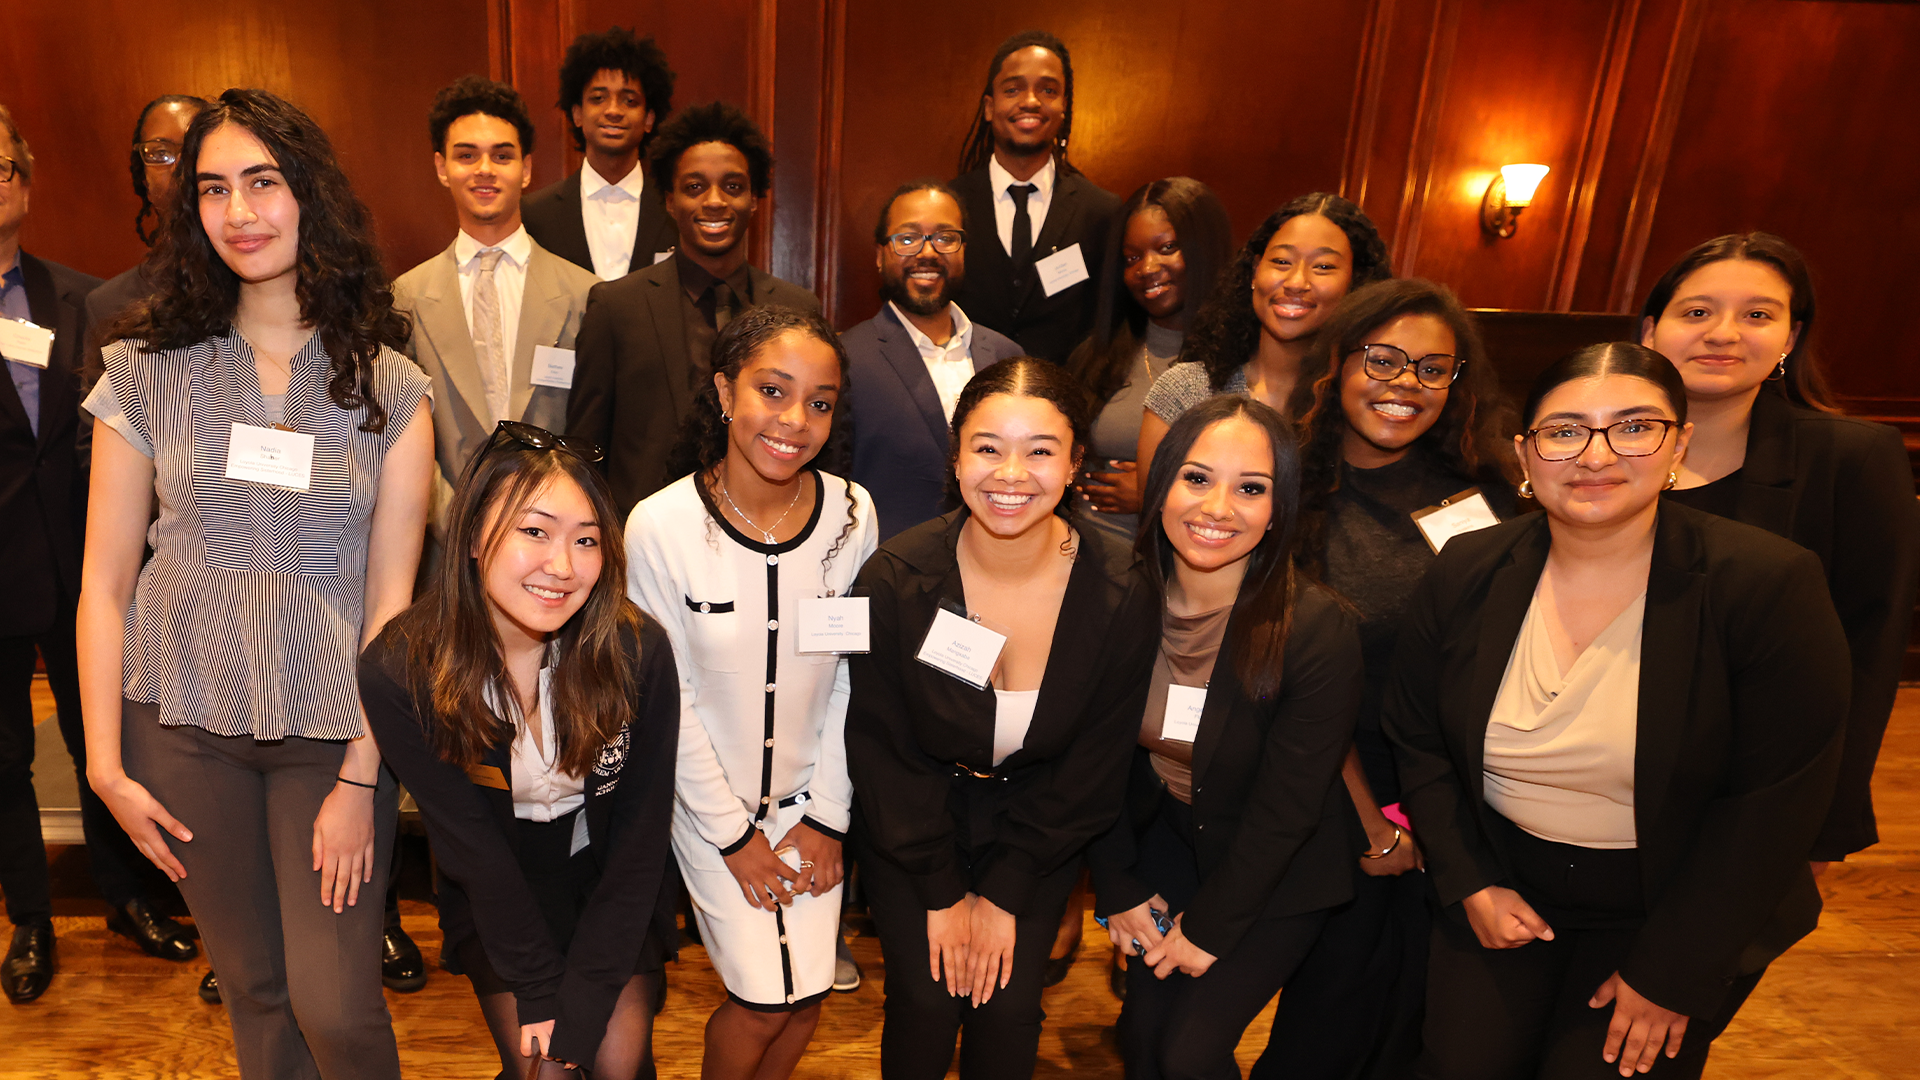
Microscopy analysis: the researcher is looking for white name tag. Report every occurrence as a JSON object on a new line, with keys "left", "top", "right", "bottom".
{"left": 1036, "top": 243, "right": 1090, "bottom": 297}
{"left": 797, "top": 596, "right": 870, "bottom": 654}
{"left": 0, "top": 317, "right": 54, "bottom": 369}
{"left": 224, "top": 422, "right": 315, "bottom": 490}
{"left": 1411, "top": 489, "right": 1501, "bottom": 554}
{"left": 531, "top": 345, "right": 576, "bottom": 389}
{"left": 653, "top": 249, "right": 675, "bottom": 265}
{"left": 915, "top": 607, "right": 1007, "bottom": 689}
{"left": 1161, "top": 684, "right": 1207, "bottom": 743}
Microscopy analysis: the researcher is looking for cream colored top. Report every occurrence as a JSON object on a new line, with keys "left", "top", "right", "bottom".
{"left": 1483, "top": 589, "right": 1645, "bottom": 849}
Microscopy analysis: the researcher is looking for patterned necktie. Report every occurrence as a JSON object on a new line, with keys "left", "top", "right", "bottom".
{"left": 1008, "top": 183, "right": 1037, "bottom": 283}
{"left": 471, "top": 248, "right": 510, "bottom": 425}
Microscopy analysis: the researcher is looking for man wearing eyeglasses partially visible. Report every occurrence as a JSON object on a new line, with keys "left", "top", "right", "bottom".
{"left": 0, "top": 103, "right": 105, "bottom": 1005}
{"left": 842, "top": 181, "right": 1023, "bottom": 540}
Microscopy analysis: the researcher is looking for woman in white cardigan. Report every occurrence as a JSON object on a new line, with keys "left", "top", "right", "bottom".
{"left": 626, "top": 306, "right": 877, "bottom": 1080}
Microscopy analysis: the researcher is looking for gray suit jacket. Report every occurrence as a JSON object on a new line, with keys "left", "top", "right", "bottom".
{"left": 393, "top": 236, "right": 601, "bottom": 530}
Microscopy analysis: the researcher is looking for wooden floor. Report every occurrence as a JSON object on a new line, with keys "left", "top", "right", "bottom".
{"left": 7, "top": 689, "right": 1920, "bottom": 1078}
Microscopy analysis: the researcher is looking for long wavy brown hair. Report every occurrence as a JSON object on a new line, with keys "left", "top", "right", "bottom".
{"left": 388, "top": 438, "right": 645, "bottom": 775}
{"left": 108, "top": 88, "right": 410, "bottom": 433}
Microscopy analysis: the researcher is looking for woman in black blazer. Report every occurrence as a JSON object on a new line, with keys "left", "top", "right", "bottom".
{"left": 1387, "top": 345, "right": 1850, "bottom": 1080}
{"left": 358, "top": 424, "right": 679, "bottom": 1080}
{"left": 1088, "top": 395, "right": 1362, "bottom": 1080}
{"left": 846, "top": 358, "right": 1158, "bottom": 1080}
{"left": 1639, "top": 232, "right": 1920, "bottom": 864}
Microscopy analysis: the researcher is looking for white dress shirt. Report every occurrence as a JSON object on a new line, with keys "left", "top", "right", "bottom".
{"left": 988, "top": 155, "right": 1056, "bottom": 256}
{"left": 454, "top": 224, "right": 531, "bottom": 376}
{"left": 494, "top": 663, "right": 588, "bottom": 825}
{"left": 890, "top": 301, "right": 977, "bottom": 422}
{"left": 580, "top": 160, "right": 647, "bottom": 281}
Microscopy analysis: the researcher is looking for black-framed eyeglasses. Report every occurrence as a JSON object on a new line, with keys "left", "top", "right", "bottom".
{"left": 1350, "top": 343, "right": 1462, "bottom": 389}
{"left": 137, "top": 141, "right": 182, "bottom": 167}
{"left": 488, "top": 420, "right": 604, "bottom": 463}
{"left": 1524, "top": 418, "right": 1678, "bottom": 462}
{"left": 885, "top": 229, "right": 966, "bottom": 257}
{"left": 0, "top": 156, "right": 17, "bottom": 183}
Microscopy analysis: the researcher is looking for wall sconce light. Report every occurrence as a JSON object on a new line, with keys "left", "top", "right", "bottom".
{"left": 1481, "top": 163, "right": 1550, "bottom": 238}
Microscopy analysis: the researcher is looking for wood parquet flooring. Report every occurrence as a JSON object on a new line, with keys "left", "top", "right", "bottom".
{"left": 7, "top": 690, "right": 1920, "bottom": 1078}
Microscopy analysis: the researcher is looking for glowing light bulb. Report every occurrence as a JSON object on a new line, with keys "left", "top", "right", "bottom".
{"left": 1499, "top": 164, "right": 1550, "bottom": 208}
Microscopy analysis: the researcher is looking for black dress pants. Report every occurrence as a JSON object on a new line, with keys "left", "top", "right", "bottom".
{"left": 1417, "top": 814, "right": 1761, "bottom": 1080}
{"left": 859, "top": 832, "right": 1081, "bottom": 1080}
{"left": 0, "top": 597, "right": 150, "bottom": 925}
{"left": 1115, "top": 793, "right": 1329, "bottom": 1080}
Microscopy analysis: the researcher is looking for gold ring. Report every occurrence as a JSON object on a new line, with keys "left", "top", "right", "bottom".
{"left": 798, "top": 860, "right": 816, "bottom": 869}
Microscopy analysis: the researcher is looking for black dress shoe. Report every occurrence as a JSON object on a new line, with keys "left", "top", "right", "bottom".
{"left": 107, "top": 897, "right": 199, "bottom": 962}
{"left": 198, "top": 970, "right": 221, "bottom": 1004}
{"left": 381, "top": 925, "right": 427, "bottom": 992}
{"left": 1041, "top": 933, "right": 1080, "bottom": 989}
{"left": 3, "top": 923, "right": 54, "bottom": 1004}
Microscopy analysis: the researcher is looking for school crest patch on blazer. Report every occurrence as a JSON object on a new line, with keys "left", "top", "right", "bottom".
{"left": 592, "top": 723, "right": 630, "bottom": 796}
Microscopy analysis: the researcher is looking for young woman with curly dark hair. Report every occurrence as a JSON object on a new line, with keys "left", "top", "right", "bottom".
{"left": 626, "top": 305, "right": 876, "bottom": 1080}
{"left": 1135, "top": 192, "right": 1391, "bottom": 478}
{"left": 76, "top": 88, "right": 434, "bottom": 1079}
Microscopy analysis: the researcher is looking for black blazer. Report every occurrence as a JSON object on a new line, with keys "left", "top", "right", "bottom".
{"left": 846, "top": 511, "right": 1158, "bottom": 917}
{"left": 358, "top": 617, "right": 679, "bottom": 1067}
{"left": 841, "top": 304, "right": 1025, "bottom": 541}
{"left": 1384, "top": 504, "right": 1850, "bottom": 1017}
{"left": 522, "top": 167, "right": 679, "bottom": 278}
{"left": 1666, "top": 389, "right": 1920, "bottom": 860}
{"left": 1088, "top": 585, "right": 1363, "bottom": 959}
{"left": 564, "top": 254, "right": 820, "bottom": 514}
{"left": 947, "top": 164, "right": 1120, "bottom": 365}
{"left": 78, "top": 263, "right": 156, "bottom": 480}
{"left": 2, "top": 252, "right": 99, "bottom": 634}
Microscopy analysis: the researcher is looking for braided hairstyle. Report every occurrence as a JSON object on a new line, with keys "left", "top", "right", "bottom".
{"left": 128, "top": 94, "right": 209, "bottom": 246}
{"left": 957, "top": 30, "right": 1079, "bottom": 175}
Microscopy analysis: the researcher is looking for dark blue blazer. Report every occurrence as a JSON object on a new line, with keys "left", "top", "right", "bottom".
{"left": 842, "top": 304, "right": 1024, "bottom": 541}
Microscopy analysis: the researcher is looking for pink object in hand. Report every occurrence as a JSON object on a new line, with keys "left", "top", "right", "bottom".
{"left": 1380, "top": 802, "right": 1411, "bottom": 831}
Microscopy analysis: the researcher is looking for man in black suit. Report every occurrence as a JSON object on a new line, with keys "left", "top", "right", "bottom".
{"left": 842, "top": 181, "right": 1023, "bottom": 540}
{"left": 0, "top": 105, "right": 102, "bottom": 1004}
{"left": 948, "top": 30, "right": 1120, "bottom": 366}
{"left": 566, "top": 102, "right": 819, "bottom": 514}
{"left": 522, "top": 27, "right": 680, "bottom": 281}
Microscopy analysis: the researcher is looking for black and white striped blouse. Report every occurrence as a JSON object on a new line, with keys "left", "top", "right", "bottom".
{"left": 84, "top": 328, "right": 430, "bottom": 740}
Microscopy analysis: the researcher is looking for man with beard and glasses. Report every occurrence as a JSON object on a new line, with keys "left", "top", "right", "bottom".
{"left": 566, "top": 102, "right": 818, "bottom": 515}
{"left": 949, "top": 30, "right": 1118, "bottom": 367}
{"left": 842, "top": 181, "right": 1022, "bottom": 540}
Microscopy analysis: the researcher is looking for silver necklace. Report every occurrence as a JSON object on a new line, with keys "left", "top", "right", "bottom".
{"left": 717, "top": 472, "right": 804, "bottom": 543}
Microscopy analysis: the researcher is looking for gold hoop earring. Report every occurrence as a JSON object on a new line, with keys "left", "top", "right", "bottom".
{"left": 1665, "top": 471, "right": 1678, "bottom": 490}
{"left": 1768, "top": 353, "right": 1788, "bottom": 381}
{"left": 1518, "top": 479, "right": 1534, "bottom": 499}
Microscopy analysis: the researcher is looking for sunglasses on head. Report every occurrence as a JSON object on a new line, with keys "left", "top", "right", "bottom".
{"left": 486, "top": 420, "right": 605, "bottom": 463}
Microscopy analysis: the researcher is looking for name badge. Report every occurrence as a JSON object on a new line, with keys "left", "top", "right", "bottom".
{"left": 225, "top": 422, "right": 315, "bottom": 490}
{"left": 1036, "top": 243, "right": 1090, "bottom": 297}
{"left": 0, "top": 317, "right": 54, "bottom": 369}
{"left": 797, "top": 596, "right": 870, "bottom": 654}
{"left": 1161, "top": 684, "right": 1207, "bottom": 743}
{"left": 915, "top": 606, "right": 1007, "bottom": 690}
{"left": 1411, "top": 488, "right": 1501, "bottom": 554}
{"left": 531, "top": 345, "right": 576, "bottom": 389}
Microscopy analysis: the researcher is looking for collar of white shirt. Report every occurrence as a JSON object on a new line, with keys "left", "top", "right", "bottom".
{"left": 454, "top": 224, "right": 533, "bottom": 270}
{"left": 988, "top": 154, "right": 1056, "bottom": 205}
{"left": 890, "top": 300, "right": 975, "bottom": 361}
{"left": 582, "top": 159, "right": 646, "bottom": 202}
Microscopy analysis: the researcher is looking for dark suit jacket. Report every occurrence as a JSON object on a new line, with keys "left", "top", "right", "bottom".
{"left": 523, "top": 168, "right": 679, "bottom": 278}
{"left": 841, "top": 304, "right": 1024, "bottom": 540}
{"left": 3, "top": 252, "right": 99, "bottom": 633}
{"left": 77, "top": 262, "right": 153, "bottom": 488}
{"left": 1088, "top": 585, "right": 1363, "bottom": 958}
{"left": 846, "top": 511, "right": 1158, "bottom": 918}
{"left": 1384, "top": 504, "right": 1850, "bottom": 1016}
{"left": 565, "top": 254, "right": 820, "bottom": 514}
{"left": 1665, "top": 389, "right": 1920, "bottom": 860}
{"left": 947, "top": 164, "right": 1119, "bottom": 365}
{"left": 359, "top": 616, "right": 679, "bottom": 1067}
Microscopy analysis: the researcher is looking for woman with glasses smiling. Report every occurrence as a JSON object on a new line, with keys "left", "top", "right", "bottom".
{"left": 1385, "top": 343, "right": 1849, "bottom": 1080}
{"left": 1251, "top": 278, "right": 1519, "bottom": 1080}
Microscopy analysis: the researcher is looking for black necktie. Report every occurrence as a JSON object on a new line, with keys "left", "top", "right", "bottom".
{"left": 711, "top": 281, "right": 736, "bottom": 334}
{"left": 1008, "top": 183, "right": 1037, "bottom": 282}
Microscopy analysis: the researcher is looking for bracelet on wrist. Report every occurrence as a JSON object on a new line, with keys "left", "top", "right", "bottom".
{"left": 335, "top": 775, "right": 377, "bottom": 790}
{"left": 1362, "top": 826, "right": 1403, "bottom": 859}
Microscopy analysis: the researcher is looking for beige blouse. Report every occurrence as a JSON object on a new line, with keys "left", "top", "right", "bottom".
{"left": 1483, "top": 589, "right": 1646, "bottom": 849}
{"left": 1139, "top": 604, "right": 1232, "bottom": 803}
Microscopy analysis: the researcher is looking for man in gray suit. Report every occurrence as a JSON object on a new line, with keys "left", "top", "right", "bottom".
{"left": 394, "top": 77, "right": 601, "bottom": 536}
{"left": 566, "top": 102, "right": 819, "bottom": 514}
{"left": 841, "top": 180, "right": 1023, "bottom": 540}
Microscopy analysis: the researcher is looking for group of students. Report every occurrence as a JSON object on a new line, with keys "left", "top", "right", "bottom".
{"left": 0, "top": 21, "right": 1914, "bottom": 1080}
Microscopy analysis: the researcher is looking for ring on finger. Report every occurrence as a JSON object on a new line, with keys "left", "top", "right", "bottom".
{"left": 798, "top": 859, "right": 815, "bottom": 869}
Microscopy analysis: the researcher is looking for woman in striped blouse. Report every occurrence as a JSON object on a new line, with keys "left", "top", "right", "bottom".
{"left": 76, "top": 89, "right": 434, "bottom": 1079}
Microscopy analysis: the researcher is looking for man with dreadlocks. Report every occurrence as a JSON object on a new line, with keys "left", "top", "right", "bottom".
{"left": 949, "top": 30, "right": 1120, "bottom": 368}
